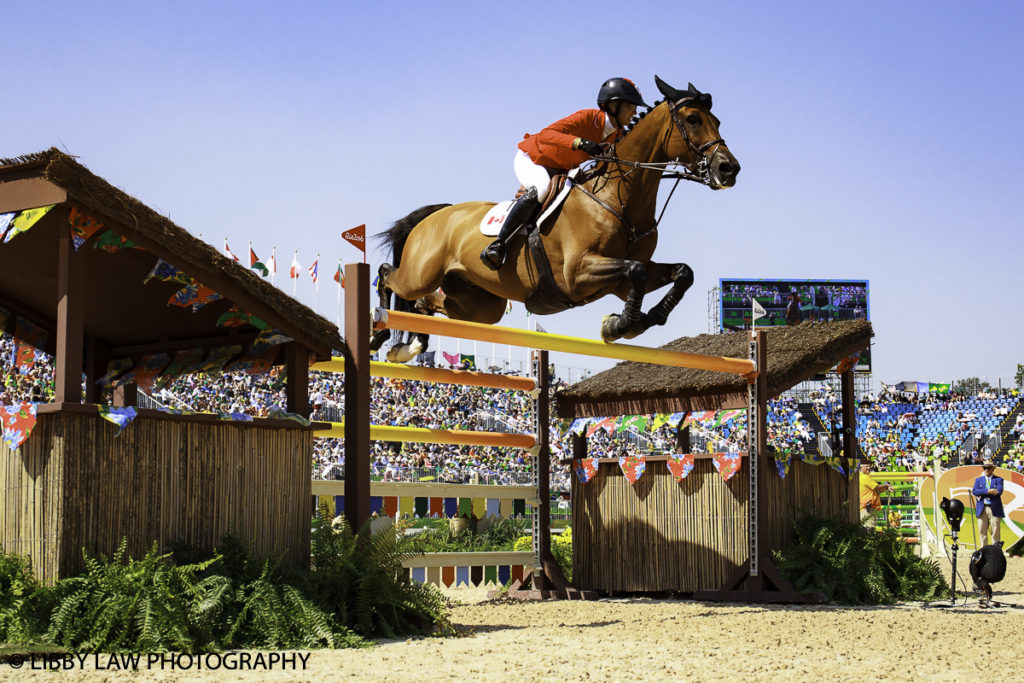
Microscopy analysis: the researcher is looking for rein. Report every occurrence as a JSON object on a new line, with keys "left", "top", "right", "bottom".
{"left": 573, "top": 97, "right": 727, "bottom": 243}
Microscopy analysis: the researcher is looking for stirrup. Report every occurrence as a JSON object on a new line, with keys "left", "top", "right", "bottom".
{"left": 480, "top": 241, "right": 505, "bottom": 270}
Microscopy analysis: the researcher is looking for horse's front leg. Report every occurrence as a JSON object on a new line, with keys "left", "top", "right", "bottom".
{"left": 637, "top": 262, "right": 694, "bottom": 333}
{"left": 573, "top": 255, "right": 649, "bottom": 342}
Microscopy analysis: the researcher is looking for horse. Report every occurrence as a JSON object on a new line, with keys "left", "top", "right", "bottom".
{"left": 372, "top": 76, "right": 740, "bottom": 362}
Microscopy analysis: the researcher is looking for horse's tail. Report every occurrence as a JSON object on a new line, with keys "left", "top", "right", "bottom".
{"left": 378, "top": 203, "right": 452, "bottom": 266}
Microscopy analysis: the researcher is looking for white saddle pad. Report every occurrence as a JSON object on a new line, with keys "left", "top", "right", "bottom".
{"left": 478, "top": 178, "right": 574, "bottom": 236}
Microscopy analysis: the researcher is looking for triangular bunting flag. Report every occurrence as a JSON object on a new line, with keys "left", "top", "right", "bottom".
{"left": 2, "top": 402, "right": 38, "bottom": 450}
{"left": 574, "top": 458, "right": 599, "bottom": 484}
{"left": 618, "top": 455, "right": 646, "bottom": 484}
{"left": 666, "top": 454, "right": 695, "bottom": 481}
{"left": 711, "top": 452, "right": 742, "bottom": 481}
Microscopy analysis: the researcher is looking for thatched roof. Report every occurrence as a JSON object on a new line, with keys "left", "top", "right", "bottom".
{"left": 0, "top": 149, "right": 342, "bottom": 360}
{"left": 555, "top": 320, "right": 873, "bottom": 418}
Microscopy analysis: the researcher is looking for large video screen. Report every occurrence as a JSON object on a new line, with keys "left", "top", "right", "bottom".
{"left": 720, "top": 278, "right": 871, "bottom": 371}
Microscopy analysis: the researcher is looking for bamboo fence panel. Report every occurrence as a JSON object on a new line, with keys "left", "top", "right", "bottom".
{"left": 572, "top": 456, "right": 850, "bottom": 593}
{"left": 1, "top": 410, "right": 312, "bottom": 583}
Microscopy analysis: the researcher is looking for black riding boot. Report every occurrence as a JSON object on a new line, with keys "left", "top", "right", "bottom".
{"left": 480, "top": 187, "right": 540, "bottom": 271}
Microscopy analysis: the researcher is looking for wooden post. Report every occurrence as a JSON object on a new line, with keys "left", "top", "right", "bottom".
{"left": 344, "top": 263, "right": 371, "bottom": 534}
{"left": 285, "top": 343, "right": 310, "bottom": 417}
{"left": 534, "top": 350, "right": 551, "bottom": 588}
{"left": 112, "top": 383, "right": 137, "bottom": 407}
{"left": 84, "top": 338, "right": 106, "bottom": 404}
{"left": 841, "top": 368, "right": 857, "bottom": 518}
{"left": 753, "top": 329, "right": 768, "bottom": 592}
{"left": 54, "top": 226, "right": 84, "bottom": 403}
{"left": 676, "top": 425, "right": 691, "bottom": 454}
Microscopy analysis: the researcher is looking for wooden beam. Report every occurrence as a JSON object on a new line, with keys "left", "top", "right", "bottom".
{"left": 108, "top": 331, "right": 261, "bottom": 358}
{"left": 343, "top": 263, "right": 371, "bottom": 534}
{"left": 0, "top": 177, "right": 67, "bottom": 214}
{"left": 54, "top": 224, "right": 84, "bottom": 403}
{"left": 285, "top": 343, "right": 309, "bottom": 417}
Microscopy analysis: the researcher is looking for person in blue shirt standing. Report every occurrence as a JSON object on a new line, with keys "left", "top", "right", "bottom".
{"left": 972, "top": 461, "right": 1004, "bottom": 545}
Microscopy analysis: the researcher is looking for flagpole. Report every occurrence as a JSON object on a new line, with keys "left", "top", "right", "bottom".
{"left": 292, "top": 250, "right": 298, "bottom": 297}
{"left": 336, "top": 259, "right": 342, "bottom": 328}
{"left": 315, "top": 252, "right": 320, "bottom": 314}
{"left": 271, "top": 246, "right": 276, "bottom": 286}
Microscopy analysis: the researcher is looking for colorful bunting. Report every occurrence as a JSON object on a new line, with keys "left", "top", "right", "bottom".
{"left": 616, "top": 414, "right": 649, "bottom": 433}
{"left": 250, "top": 329, "right": 293, "bottom": 355}
{"left": 0, "top": 212, "right": 15, "bottom": 241}
{"left": 93, "top": 229, "right": 140, "bottom": 253}
{"left": 168, "top": 282, "right": 223, "bottom": 310}
{"left": 574, "top": 458, "right": 599, "bottom": 484}
{"left": 96, "top": 358, "right": 135, "bottom": 388}
{"left": 144, "top": 258, "right": 192, "bottom": 285}
{"left": 223, "top": 345, "right": 279, "bottom": 376}
{"left": 14, "top": 318, "right": 48, "bottom": 374}
{"left": 459, "top": 353, "right": 475, "bottom": 369}
{"left": 774, "top": 450, "right": 792, "bottom": 479}
{"left": 195, "top": 345, "right": 243, "bottom": 378}
{"left": 441, "top": 351, "right": 460, "bottom": 366}
{"left": 114, "top": 353, "right": 171, "bottom": 392}
{"left": 3, "top": 205, "right": 55, "bottom": 243}
{"left": 711, "top": 452, "right": 742, "bottom": 481}
{"left": 587, "top": 417, "right": 617, "bottom": 437}
{"left": 98, "top": 405, "right": 138, "bottom": 434}
{"left": 836, "top": 353, "right": 861, "bottom": 374}
{"left": 266, "top": 407, "right": 311, "bottom": 426}
{"left": 218, "top": 412, "right": 253, "bottom": 422}
{"left": 618, "top": 455, "right": 646, "bottom": 484}
{"left": 682, "top": 410, "right": 716, "bottom": 428}
{"left": 666, "top": 454, "right": 695, "bottom": 481}
{"left": 156, "top": 348, "right": 206, "bottom": 385}
{"left": 216, "top": 305, "right": 267, "bottom": 330}
{"left": 2, "top": 403, "right": 38, "bottom": 451}
{"left": 68, "top": 207, "right": 104, "bottom": 250}
{"left": 823, "top": 454, "right": 846, "bottom": 477}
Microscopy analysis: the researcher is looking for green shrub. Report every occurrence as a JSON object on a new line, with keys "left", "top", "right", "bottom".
{"left": 772, "top": 515, "right": 948, "bottom": 604}
{"left": 0, "top": 512, "right": 452, "bottom": 653}
{"left": 403, "top": 517, "right": 529, "bottom": 553}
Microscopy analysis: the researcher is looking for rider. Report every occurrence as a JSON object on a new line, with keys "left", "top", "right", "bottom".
{"left": 480, "top": 77, "right": 650, "bottom": 270}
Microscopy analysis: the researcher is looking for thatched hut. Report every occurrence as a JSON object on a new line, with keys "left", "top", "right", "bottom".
{"left": 555, "top": 320, "right": 873, "bottom": 600}
{"left": 0, "top": 149, "right": 342, "bottom": 581}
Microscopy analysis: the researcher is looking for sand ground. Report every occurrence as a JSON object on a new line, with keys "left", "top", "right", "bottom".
{"left": 5, "top": 557, "right": 1023, "bottom": 682}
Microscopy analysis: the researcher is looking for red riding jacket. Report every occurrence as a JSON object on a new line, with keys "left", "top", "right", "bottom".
{"left": 518, "top": 109, "right": 624, "bottom": 172}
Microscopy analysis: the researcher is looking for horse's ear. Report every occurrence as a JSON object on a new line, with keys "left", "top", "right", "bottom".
{"left": 655, "top": 75, "right": 683, "bottom": 102}
{"left": 687, "top": 82, "right": 713, "bottom": 110}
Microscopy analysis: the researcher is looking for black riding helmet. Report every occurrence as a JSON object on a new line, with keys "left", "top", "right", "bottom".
{"left": 597, "top": 77, "right": 651, "bottom": 109}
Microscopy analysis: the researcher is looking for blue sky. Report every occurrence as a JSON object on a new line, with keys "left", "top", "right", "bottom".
{"left": 5, "top": 2, "right": 1023, "bottom": 388}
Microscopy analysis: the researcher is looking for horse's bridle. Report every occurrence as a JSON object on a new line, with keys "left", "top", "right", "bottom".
{"left": 572, "top": 97, "right": 728, "bottom": 243}
{"left": 664, "top": 97, "right": 725, "bottom": 187}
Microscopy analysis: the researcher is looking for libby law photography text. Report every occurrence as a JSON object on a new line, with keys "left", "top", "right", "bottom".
{"left": 6, "top": 651, "right": 311, "bottom": 672}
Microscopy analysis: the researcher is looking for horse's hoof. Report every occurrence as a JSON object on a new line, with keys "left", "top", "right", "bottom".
{"left": 601, "top": 314, "right": 622, "bottom": 343}
{"left": 386, "top": 340, "right": 423, "bottom": 364}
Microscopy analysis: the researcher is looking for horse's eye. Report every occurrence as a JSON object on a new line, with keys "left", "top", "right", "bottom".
{"left": 686, "top": 113, "right": 701, "bottom": 126}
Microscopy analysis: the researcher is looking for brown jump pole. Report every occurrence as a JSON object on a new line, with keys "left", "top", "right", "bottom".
{"left": 344, "top": 262, "right": 371, "bottom": 534}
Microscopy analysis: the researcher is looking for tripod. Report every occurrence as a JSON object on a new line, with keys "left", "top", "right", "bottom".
{"left": 947, "top": 528, "right": 959, "bottom": 606}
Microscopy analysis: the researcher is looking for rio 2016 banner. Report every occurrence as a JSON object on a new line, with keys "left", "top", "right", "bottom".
{"left": 919, "top": 465, "right": 1024, "bottom": 551}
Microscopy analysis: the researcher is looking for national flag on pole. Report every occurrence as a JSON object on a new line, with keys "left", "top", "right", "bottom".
{"left": 752, "top": 298, "right": 766, "bottom": 323}
{"left": 333, "top": 262, "right": 344, "bottom": 287}
{"left": 224, "top": 239, "right": 240, "bottom": 262}
{"left": 289, "top": 253, "right": 302, "bottom": 279}
{"left": 342, "top": 224, "right": 366, "bottom": 257}
{"left": 249, "top": 246, "right": 269, "bottom": 277}
{"left": 308, "top": 258, "right": 319, "bottom": 284}
{"left": 267, "top": 249, "right": 277, "bottom": 278}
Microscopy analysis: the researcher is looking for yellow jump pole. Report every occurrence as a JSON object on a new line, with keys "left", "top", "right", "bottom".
{"left": 311, "top": 358, "right": 538, "bottom": 392}
{"left": 315, "top": 421, "right": 536, "bottom": 449}
{"left": 375, "top": 308, "right": 757, "bottom": 377}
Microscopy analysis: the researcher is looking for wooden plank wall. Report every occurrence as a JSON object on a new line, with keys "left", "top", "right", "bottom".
{"left": 1, "top": 411, "right": 311, "bottom": 582}
{"left": 572, "top": 457, "right": 856, "bottom": 593}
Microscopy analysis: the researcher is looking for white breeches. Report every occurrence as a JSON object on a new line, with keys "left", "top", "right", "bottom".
{"left": 514, "top": 149, "right": 554, "bottom": 201}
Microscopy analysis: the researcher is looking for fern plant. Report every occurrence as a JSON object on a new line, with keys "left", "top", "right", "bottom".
{"left": 309, "top": 512, "right": 452, "bottom": 638}
{"left": 772, "top": 515, "right": 947, "bottom": 605}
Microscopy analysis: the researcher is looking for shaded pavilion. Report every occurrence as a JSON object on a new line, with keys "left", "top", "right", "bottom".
{"left": 554, "top": 320, "right": 873, "bottom": 600}
{"left": 0, "top": 149, "right": 342, "bottom": 581}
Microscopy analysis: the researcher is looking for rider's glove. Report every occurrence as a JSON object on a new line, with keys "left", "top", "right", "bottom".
{"left": 574, "top": 139, "right": 604, "bottom": 156}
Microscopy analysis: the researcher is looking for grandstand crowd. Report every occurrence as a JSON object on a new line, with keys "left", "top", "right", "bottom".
{"left": 3, "top": 334, "right": 1023, "bottom": 492}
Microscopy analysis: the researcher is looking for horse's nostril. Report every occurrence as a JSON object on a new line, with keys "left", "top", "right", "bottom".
{"left": 718, "top": 162, "right": 738, "bottom": 177}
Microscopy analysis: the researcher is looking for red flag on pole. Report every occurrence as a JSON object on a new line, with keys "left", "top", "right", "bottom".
{"left": 342, "top": 224, "right": 367, "bottom": 262}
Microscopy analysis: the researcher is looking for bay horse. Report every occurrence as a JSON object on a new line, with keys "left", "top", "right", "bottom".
{"left": 373, "top": 76, "right": 740, "bottom": 362}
